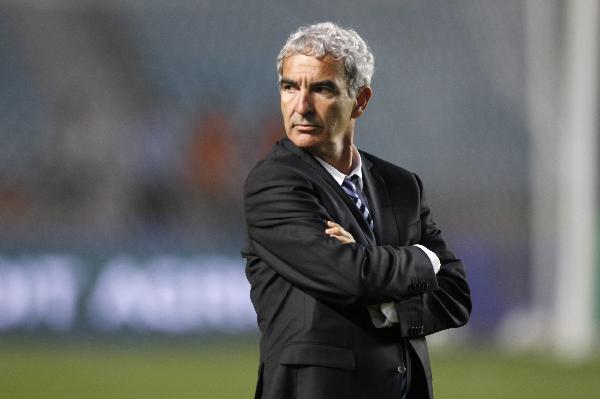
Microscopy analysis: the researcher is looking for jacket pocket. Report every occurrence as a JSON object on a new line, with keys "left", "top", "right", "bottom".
{"left": 279, "top": 343, "right": 355, "bottom": 371}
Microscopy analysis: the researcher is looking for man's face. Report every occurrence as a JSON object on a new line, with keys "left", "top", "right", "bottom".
{"left": 280, "top": 54, "right": 357, "bottom": 156}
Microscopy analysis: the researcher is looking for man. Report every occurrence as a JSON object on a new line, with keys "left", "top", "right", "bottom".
{"left": 242, "top": 22, "right": 471, "bottom": 399}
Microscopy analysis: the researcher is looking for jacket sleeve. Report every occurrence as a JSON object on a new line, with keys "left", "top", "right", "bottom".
{"left": 243, "top": 160, "right": 440, "bottom": 307}
{"left": 394, "top": 174, "right": 471, "bottom": 338}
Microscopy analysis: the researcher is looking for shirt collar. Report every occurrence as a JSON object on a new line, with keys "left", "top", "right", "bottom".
{"left": 313, "top": 146, "right": 364, "bottom": 190}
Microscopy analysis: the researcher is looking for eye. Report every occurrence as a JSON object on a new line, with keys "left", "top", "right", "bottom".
{"left": 313, "top": 85, "right": 333, "bottom": 94}
{"left": 281, "top": 83, "right": 297, "bottom": 92}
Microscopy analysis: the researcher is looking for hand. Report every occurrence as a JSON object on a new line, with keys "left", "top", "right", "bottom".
{"left": 325, "top": 221, "right": 355, "bottom": 244}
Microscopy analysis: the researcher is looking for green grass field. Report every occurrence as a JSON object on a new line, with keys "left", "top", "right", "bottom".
{"left": 1, "top": 337, "right": 600, "bottom": 398}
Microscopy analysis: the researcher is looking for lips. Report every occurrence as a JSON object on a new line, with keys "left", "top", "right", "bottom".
{"left": 293, "top": 124, "right": 320, "bottom": 132}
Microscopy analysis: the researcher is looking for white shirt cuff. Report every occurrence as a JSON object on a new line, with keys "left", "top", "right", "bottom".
{"left": 368, "top": 245, "right": 441, "bottom": 329}
{"left": 368, "top": 303, "right": 397, "bottom": 328}
{"left": 413, "top": 244, "right": 441, "bottom": 274}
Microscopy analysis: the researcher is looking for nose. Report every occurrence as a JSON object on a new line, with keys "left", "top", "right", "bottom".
{"left": 294, "top": 88, "right": 313, "bottom": 115}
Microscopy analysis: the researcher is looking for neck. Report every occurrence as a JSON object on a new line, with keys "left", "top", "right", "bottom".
{"left": 318, "top": 146, "right": 353, "bottom": 175}
{"left": 299, "top": 123, "right": 356, "bottom": 174}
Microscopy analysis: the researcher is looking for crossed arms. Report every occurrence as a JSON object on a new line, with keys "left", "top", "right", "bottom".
{"left": 243, "top": 160, "right": 471, "bottom": 337}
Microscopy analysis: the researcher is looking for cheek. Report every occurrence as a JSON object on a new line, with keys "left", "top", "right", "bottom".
{"left": 326, "top": 105, "right": 352, "bottom": 128}
{"left": 281, "top": 96, "right": 295, "bottom": 117}
{"left": 280, "top": 104, "right": 290, "bottom": 123}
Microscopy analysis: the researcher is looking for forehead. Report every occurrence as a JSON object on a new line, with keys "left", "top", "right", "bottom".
{"left": 281, "top": 54, "right": 346, "bottom": 82}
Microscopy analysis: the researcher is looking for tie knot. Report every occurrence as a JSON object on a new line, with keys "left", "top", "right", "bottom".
{"left": 344, "top": 175, "right": 360, "bottom": 192}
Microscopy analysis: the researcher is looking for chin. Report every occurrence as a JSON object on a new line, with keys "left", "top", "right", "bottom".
{"left": 287, "top": 132, "right": 322, "bottom": 149}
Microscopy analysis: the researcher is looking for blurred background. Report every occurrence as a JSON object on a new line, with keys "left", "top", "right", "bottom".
{"left": 0, "top": 0, "right": 598, "bottom": 398}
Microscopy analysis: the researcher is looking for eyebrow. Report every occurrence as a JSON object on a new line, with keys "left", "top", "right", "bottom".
{"left": 279, "top": 78, "right": 297, "bottom": 87}
{"left": 279, "top": 78, "right": 341, "bottom": 93}
{"left": 311, "top": 80, "right": 339, "bottom": 91}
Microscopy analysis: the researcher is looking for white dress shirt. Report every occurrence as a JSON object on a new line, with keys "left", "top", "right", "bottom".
{"left": 314, "top": 147, "right": 441, "bottom": 328}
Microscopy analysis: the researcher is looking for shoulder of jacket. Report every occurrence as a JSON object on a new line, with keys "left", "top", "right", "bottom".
{"left": 245, "top": 150, "right": 312, "bottom": 193}
{"left": 360, "top": 150, "right": 417, "bottom": 181}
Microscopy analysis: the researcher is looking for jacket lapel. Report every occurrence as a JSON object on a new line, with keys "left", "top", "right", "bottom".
{"left": 361, "top": 153, "right": 399, "bottom": 246}
{"left": 280, "top": 139, "right": 376, "bottom": 244}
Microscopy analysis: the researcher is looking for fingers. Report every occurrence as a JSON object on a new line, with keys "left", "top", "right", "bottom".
{"left": 325, "top": 221, "right": 355, "bottom": 244}
{"left": 325, "top": 221, "right": 346, "bottom": 236}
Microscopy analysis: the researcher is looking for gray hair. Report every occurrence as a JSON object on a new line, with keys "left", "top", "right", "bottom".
{"left": 277, "top": 22, "right": 375, "bottom": 96}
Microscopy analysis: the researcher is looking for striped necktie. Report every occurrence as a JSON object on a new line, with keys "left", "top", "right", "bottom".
{"left": 341, "top": 175, "right": 374, "bottom": 231}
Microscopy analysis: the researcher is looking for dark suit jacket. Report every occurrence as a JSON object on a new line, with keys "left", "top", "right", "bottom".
{"left": 242, "top": 138, "right": 471, "bottom": 399}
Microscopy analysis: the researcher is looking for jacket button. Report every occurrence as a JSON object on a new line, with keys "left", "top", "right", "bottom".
{"left": 396, "top": 365, "right": 407, "bottom": 374}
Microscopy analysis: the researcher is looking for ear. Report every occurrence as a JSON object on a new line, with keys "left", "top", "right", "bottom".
{"left": 351, "top": 86, "right": 372, "bottom": 118}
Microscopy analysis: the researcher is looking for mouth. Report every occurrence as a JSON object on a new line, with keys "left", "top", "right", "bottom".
{"left": 293, "top": 124, "right": 320, "bottom": 133}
